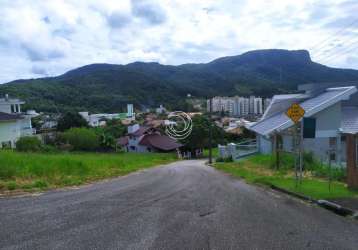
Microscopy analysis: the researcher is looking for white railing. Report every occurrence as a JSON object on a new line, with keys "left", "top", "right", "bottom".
{"left": 219, "top": 139, "right": 258, "bottom": 160}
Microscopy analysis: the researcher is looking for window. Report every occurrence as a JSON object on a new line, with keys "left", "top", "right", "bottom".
{"left": 11, "top": 104, "right": 15, "bottom": 113}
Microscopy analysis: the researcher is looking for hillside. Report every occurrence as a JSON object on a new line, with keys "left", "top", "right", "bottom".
{"left": 1, "top": 49, "right": 358, "bottom": 113}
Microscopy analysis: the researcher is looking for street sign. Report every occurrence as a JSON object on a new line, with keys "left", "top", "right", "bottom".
{"left": 286, "top": 103, "right": 305, "bottom": 123}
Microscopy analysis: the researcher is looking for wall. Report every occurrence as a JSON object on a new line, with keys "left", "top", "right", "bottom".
{"left": 313, "top": 102, "right": 341, "bottom": 137}
{"left": 0, "top": 121, "right": 20, "bottom": 147}
{"left": 346, "top": 134, "right": 358, "bottom": 188}
{"left": 0, "top": 118, "right": 33, "bottom": 148}
{"left": 258, "top": 135, "right": 272, "bottom": 154}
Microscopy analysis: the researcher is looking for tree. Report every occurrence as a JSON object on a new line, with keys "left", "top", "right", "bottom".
{"left": 16, "top": 136, "right": 42, "bottom": 152}
{"left": 57, "top": 112, "right": 88, "bottom": 132}
{"left": 180, "top": 115, "right": 224, "bottom": 153}
{"left": 61, "top": 128, "right": 99, "bottom": 151}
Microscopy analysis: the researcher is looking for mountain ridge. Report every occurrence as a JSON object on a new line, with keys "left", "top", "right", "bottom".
{"left": 1, "top": 49, "right": 358, "bottom": 113}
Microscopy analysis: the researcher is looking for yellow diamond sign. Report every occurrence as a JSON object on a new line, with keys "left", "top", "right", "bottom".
{"left": 286, "top": 103, "right": 305, "bottom": 123}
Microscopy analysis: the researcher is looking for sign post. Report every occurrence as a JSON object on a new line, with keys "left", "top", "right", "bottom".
{"left": 286, "top": 103, "right": 305, "bottom": 187}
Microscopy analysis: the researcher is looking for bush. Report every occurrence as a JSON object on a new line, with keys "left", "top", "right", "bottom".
{"left": 216, "top": 156, "right": 233, "bottom": 162}
{"left": 16, "top": 136, "right": 42, "bottom": 152}
{"left": 57, "top": 112, "right": 88, "bottom": 132}
{"left": 61, "top": 128, "right": 100, "bottom": 151}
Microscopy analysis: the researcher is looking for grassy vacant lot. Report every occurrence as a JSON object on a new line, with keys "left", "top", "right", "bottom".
{"left": 0, "top": 151, "right": 177, "bottom": 192}
{"left": 214, "top": 154, "right": 358, "bottom": 200}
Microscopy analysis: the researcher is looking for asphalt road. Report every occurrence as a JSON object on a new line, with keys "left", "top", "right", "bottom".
{"left": 0, "top": 160, "right": 357, "bottom": 250}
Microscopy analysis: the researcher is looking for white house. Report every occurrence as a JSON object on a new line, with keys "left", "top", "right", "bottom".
{"left": 249, "top": 84, "right": 358, "bottom": 166}
{"left": 0, "top": 94, "right": 34, "bottom": 148}
{"left": 79, "top": 104, "right": 135, "bottom": 127}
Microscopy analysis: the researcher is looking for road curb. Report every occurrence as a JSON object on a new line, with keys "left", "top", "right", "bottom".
{"left": 270, "top": 184, "right": 358, "bottom": 219}
{"left": 269, "top": 184, "right": 313, "bottom": 202}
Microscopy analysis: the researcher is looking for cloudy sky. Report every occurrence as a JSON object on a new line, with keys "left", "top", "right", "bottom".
{"left": 1, "top": 0, "right": 358, "bottom": 83}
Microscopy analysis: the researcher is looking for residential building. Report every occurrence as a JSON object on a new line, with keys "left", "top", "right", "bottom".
{"left": 156, "top": 105, "right": 167, "bottom": 114}
{"left": 208, "top": 96, "right": 266, "bottom": 117}
{"left": 79, "top": 104, "right": 135, "bottom": 127}
{"left": 118, "top": 124, "right": 182, "bottom": 153}
{"left": 249, "top": 84, "right": 358, "bottom": 169}
{"left": 0, "top": 94, "right": 34, "bottom": 148}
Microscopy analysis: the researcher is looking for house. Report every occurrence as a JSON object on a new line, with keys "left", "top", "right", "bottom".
{"left": 0, "top": 94, "right": 34, "bottom": 148}
{"left": 118, "top": 124, "right": 182, "bottom": 153}
{"left": 249, "top": 84, "right": 358, "bottom": 167}
{"left": 79, "top": 104, "right": 135, "bottom": 127}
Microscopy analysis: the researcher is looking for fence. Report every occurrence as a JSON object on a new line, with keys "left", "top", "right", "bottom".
{"left": 218, "top": 139, "right": 258, "bottom": 160}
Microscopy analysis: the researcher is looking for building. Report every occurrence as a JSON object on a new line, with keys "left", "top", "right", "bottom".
{"left": 79, "top": 104, "right": 135, "bottom": 127}
{"left": 208, "top": 96, "right": 267, "bottom": 117}
{"left": 249, "top": 84, "right": 358, "bottom": 169}
{"left": 155, "top": 105, "right": 167, "bottom": 114}
{"left": 0, "top": 94, "right": 34, "bottom": 148}
{"left": 118, "top": 124, "right": 182, "bottom": 153}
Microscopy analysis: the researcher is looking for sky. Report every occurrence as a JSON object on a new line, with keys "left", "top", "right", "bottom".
{"left": 1, "top": 0, "right": 358, "bottom": 83}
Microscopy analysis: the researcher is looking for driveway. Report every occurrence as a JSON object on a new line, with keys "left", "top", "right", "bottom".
{"left": 0, "top": 160, "right": 357, "bottom": 249}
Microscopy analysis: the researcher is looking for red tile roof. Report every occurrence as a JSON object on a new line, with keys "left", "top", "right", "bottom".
{"left": 117, "top": 136, "right": 129, "bottom": 146}
{"left": 139, "top": 134, "right": 182, "bottom": 151}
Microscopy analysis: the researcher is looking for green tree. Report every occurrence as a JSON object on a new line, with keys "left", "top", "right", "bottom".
{"left": 61, "top": 128, "right": 99, "bottom": 151}
{"left": 16, "top": 136, "right": 42, "bottom": 152}
{"left": 180, "top": 115, "right": 224, "bottom": 153}
{"left": 57, "top": 112, "right": 88, "bottom": 132}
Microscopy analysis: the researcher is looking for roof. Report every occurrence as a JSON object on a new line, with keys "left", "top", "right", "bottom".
{"left": 117, "top": 136, "right": 129, "bottom": 146}
{"left": 139, "top": 134, "right": 182, "bottom": 151}
{"left": 342, "top": 107, "right": 358, "bottom": 134}
{"left": 128, "top": 126, "right": 155, "bottom": 137}
{"left": 262, "top": 93, "right": 308, "bottom": 119}
{"left": 250, "top": 86, "right": 357, "bottom": 136}
{"left": 0, "top": 112, "right": 23, "bottom": 121}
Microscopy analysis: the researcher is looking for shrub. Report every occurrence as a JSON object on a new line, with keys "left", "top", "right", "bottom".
{"left": 16, "top": 136, "right": 42, "bottom": 152}
{"left": 57, "top": 112, "right": 88, "bottom": 132}
{"left": 61, "top": 128, "right": 100, "bottom": 151}
{"left": 6, "top": 181, "right": 17, "bottom": 190}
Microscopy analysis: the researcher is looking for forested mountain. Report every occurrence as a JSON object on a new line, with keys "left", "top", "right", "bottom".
{"left": 1, "top": 49, "right": 358, "bottom": 113}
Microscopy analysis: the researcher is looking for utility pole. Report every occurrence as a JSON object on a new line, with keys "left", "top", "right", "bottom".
{"left": 209, "top": 98, "right": 213, "bottom": 164}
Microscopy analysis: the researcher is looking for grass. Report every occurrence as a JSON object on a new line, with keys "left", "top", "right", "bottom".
{"left": 203, "top": 148, "right": 219, "bottom": 158}
{"left": 0, "top": 151, "right": 177, "bottom": 192}
{"left": 214, "top": 154, "right": 358, "bottom": 200}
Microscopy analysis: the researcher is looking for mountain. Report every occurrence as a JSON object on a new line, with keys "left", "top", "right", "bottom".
{"left": 1, "top": 49, "right": 358, "bottom": 113}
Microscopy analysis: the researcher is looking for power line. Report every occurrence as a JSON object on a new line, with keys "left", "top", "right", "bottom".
{"left": 313, "top": 35, "right": 358, "bottom": 60}
{"left": 309, "top": 18, "right": 358, "bottom": 53}
{"left": 319, "top": 42, "right": 358, "bottom": 65}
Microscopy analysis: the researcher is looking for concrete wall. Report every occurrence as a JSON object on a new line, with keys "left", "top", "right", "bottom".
{"left": 258, "top": 135, "right": 272, "bottom": 154}
{"left": 313, "top": 102, "right": 341, "bottom": 137}
{"left": 346, "top": 134, "right": 358, "bottom": 188}
{"left": 0, "top": 121, "right": 21, "bottom": 147}
{"left": 0, "top": 118, "right": 32, "bottom": 148}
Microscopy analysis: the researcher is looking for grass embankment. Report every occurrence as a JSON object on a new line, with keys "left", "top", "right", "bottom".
{"left": 214, "top": 154, "right": 358, "bottom": 200}
{"left": 0, "top": 151, "right": 177, "bottom": 192}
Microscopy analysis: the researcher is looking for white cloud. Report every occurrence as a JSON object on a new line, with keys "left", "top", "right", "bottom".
{"left": 0, "top": 0, "right": 357, "bottom": 83}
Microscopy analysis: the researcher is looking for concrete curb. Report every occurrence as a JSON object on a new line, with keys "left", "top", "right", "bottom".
{"left": 270, "top": 184, "right": 358, "bottom": 220}
{"left": 269, "top": 185, "right": 314, "bottom": 202}
{"left": 316, "top": 200, "right": 356, "bottom": 217}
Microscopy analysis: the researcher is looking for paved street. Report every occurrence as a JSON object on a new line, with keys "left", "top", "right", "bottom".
{"left": 0, "top": 160, "right": 357, "bottom": 250}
